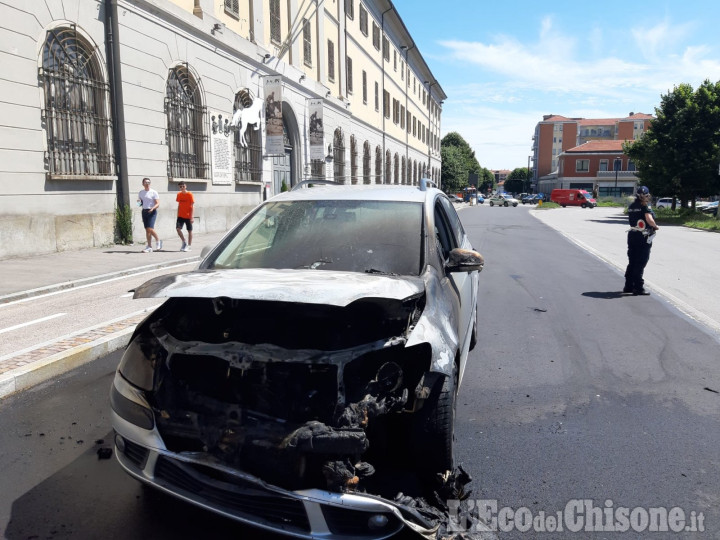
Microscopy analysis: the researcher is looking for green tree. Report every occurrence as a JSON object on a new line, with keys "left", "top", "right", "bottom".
{"left": 626, "top": 80, "right": 720, "bottom": 209}
{"left": 441, "top": 132, "right": 481, "bottom": 193}
{"left": 479, "top": 167, "right": 495, "bottom": 193}
{"left": 504, "top": 167, "right": 531, "bottom": 194}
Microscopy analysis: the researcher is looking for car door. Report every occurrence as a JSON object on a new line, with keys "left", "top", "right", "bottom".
{"left": 434, "top": 197, "right": 477, "bottom": 381}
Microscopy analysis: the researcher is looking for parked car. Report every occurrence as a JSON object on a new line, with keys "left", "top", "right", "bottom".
{"left": 521, "top": 194, "right": 542, "bottom": 205}
{"left": 110, "top": 181, "right": 485, "bottom": 538}
{"left": 447, "top": 193, "right": 463, "bottom": 203}
{"left": 488, "top": 194, "right": 519, "bottom": 207}
{"left": 655, "top": 197, "right": 676, "bottom": 209}
{"left": 550, "top": 189, "right": 597, "bottom": 208}
{"left": 701, "top": 201, "right": 718, "bottom": 215}
{"left": 476, "top": 194, "right": 485, "bottom": 204}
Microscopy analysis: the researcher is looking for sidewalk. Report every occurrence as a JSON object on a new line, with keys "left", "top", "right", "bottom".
{"left": 0, "top": 231, "right": 229, "bottom": 399}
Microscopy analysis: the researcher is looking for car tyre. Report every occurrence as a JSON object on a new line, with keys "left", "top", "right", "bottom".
{"left": 469, "top": 305, "right": 478, "bottom": 351}
{"left": 513, "top": 203, "right": 518, "bottom": 207}
{"left": 412, "top": 365, "right": 457, "bottom": 476}
{"left": 489, "top": 201, "right": 494, "bottom": 206}
{"left": 504, "top": 201, "right": 508, "bottom": 207}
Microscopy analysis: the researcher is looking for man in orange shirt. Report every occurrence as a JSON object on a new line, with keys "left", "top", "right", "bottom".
{"left": 175, "top": 181, "right": 195, "bottom": 252}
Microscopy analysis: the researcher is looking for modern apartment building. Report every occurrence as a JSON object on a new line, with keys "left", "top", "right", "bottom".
{"left": 531, "top": 113, "right": 653, "bottom": 194}
{"left": 0, "top": 0, "right": 445, "bottom": 258}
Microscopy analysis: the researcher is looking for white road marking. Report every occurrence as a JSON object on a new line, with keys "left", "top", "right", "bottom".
{"left": 0, "top": 312, "right": 67, "bottom": 335}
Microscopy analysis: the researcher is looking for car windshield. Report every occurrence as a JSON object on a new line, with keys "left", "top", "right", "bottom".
{"left": 207, "top": 199, "right": 424, "bottom": 275}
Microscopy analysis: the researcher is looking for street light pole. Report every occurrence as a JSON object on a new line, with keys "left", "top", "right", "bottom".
{"left": 614, "top": 157, "right": 622, "bottom": 197}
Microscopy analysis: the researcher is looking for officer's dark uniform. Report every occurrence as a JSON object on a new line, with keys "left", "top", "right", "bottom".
{"left": 624, "top": 196, "right": 655, "bottom": 294}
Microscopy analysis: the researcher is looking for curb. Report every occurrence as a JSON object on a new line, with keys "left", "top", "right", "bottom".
{"left": 0, "top": 327, "right": 134, "bottom": 400}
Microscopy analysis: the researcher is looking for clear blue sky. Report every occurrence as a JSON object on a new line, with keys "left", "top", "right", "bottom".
{"left": 392, "top": 0, "right": 720, "bottom": 171}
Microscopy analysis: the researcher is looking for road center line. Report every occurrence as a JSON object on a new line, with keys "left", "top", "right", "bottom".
{"left": 0, "top": 313, "right": 67, "bottom": 335}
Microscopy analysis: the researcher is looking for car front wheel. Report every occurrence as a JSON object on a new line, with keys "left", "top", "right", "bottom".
{"left": 504, "top": 201, "right": 508, "bottom": 207}
{"left": 489, "top": 201, "right": 494, "bottom": 206}
{"left": 412, "top": 366, "right": 457, "bottom": 475}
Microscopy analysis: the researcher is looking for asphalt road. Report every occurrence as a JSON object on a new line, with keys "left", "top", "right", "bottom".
{"left": 1, "top": 203, "right": 718, "bottom": 538}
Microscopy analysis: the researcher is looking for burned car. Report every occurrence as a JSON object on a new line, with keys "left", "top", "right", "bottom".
{"left": 110, "top": 182, "right": 485, "bottom": 538}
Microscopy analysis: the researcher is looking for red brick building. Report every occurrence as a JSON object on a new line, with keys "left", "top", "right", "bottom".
{"left": 531, "top": 113, "right": 653, "bottom": 196}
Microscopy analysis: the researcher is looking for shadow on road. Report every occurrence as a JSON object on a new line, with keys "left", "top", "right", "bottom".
{"left": 582, "top": 291, "right": 626, "bottom": 299}
{"left": 3, "top": 432, "right": 282, "bottom": 540}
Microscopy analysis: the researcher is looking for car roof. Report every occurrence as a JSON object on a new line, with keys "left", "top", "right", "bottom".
{"left": 269, "top": 184, "right": 439, "bottom": 204}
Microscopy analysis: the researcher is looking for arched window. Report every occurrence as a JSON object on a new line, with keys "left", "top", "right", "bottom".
{"left": 40, "top": 26, "right": 114, "bottom": 177}
{"left": 233, "top": 89, "right": 263, "bottom": 183}
{"left": 166, "top": 64, "right": 209, "bottom": 179}
{"left": 385, "top": 150, "right": 391, "bottom": 186}
{"left": 401, "top": 156, "right": 406, "bottom": 185}
{"left": 375, "top": 145, "right": 382, "bottom": 184}
{"left": 350, "top": 135, "right": 358, "bottom": 184}
{"left": 363, "top": 141, "right": 371, "bottom": 184}
{"left": 413, "top": 160, "right": 417, "bottom": 185}
{"left": 394, "top": 153, "right": 399, "bottom": 184}
{"left": 333, "top": 128, "right": 345, "bottom": 183}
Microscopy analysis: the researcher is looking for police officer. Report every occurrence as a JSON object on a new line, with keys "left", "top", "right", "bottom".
{"left": 623, "top": 186, "right": 659, "bottom": 295}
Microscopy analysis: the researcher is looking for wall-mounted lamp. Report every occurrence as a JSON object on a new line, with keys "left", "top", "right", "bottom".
{"left": 400, "top": 45, "right": 407, "bottom": 51}
{"left": 325, "top": 90, "right": 332, "bottom": 98}
{"left": 259, "top": 53, "right": 271, "bottom": 63}
{"left": 299, "top": 74, "right": 306, "bottom": 82}
{"left": 211, "top": 23, "right": 223, "bottom": 35}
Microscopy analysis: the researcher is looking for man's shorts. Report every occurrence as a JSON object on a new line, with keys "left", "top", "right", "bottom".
{"left": 176, "top": 217, "right": 193, "bottom": 231}
{"left": 142, "top": 208, "right": 157, "bottom": 229}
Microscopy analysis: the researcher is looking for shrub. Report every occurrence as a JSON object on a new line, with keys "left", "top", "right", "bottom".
{"left": 115, "top": 203, "right": 133, "bottom": 245}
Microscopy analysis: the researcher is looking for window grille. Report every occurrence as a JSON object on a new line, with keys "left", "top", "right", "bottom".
{"left": 350, "top": 135, "right": 358, "bottom": 184}
{"left": 328, "top": 40, "right": 335, "bottom": 81}
{"left": 40, "top": 26, "right": 115, "bottom": 178}
{"left": 394, "top": 153, "right": 399, "bottom": 184}
{"left": 333, "top": 128, "right": 345, "bottom": 183}
{"left": 233, "top": 89, "right": 262, "bottom": 183}
{"left": 303, "top": 19, "right": 312, "bottom": 67}
{"left": 383, "top": 90, "right": 389, "bottom": 118}
{"left": 401, "top": 156, "right": 406, "bottom": 184}
{"left": 375, "top": 146, "right": 382, "bottom": 183}
{"left": 345, "top": 0, "right": 354, "bottom": 19}
{"left": 372, "top": 23, "right": 380, "bottom": 50}
{"left": 374, "top": 82, "right": 379, "bottom": 111}
{"left": 382, "top": 37, "right": 389, "bottom": 61}
{"left": 270, "top": 0, "right": 281, "bottom": 44}
{"left": 224, "top": 0, "right": 239, "bottom": 17}
{"left": 363, "top": 141, "right": 370, "bottom": 184}
{"left": 385, "top": 150, "right": 391, "bottom": 185}
{"left": 165, "top": 64, "right": 209, "bottom": 180}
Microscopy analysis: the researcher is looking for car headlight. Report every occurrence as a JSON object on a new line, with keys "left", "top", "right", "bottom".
{"left": 117, "top": 333, "right": 158, "bottom": 391}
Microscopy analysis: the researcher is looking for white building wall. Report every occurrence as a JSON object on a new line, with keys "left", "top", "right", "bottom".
{"left": 0, "top": 0, "right": 445, "bottom": 258}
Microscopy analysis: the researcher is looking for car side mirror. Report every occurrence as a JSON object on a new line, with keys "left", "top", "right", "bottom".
{"left": 446, "top": 248, "right": 485, "bottom": 273}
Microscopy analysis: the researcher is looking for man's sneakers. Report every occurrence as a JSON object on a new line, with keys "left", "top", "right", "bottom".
{"left": 157, "top": 240, "right": 163, "bottom": 251}
{"left": 180, "top": 241, "right": 187, "bottom": 251}
{"left": 182, "top": 245, "right": 191, "bottom": 252}
{"left": 142, "top": 246, "right": 152, "bottom": 253}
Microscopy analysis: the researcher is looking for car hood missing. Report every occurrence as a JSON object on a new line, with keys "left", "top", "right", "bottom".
{"left": 132, "top": 268, "right": 424, "bottom": 307}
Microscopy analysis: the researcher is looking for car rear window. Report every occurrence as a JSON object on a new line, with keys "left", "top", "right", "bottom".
{"left": 208, "top": 200, "right": 424, "bottom": 275}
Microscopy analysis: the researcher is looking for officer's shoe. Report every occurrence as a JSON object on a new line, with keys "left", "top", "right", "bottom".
{"left": 632, "top": 289, "right": 651, "bottom": 296}
{"left": 622, "top": 286, "right": 633, "bottom": 294}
